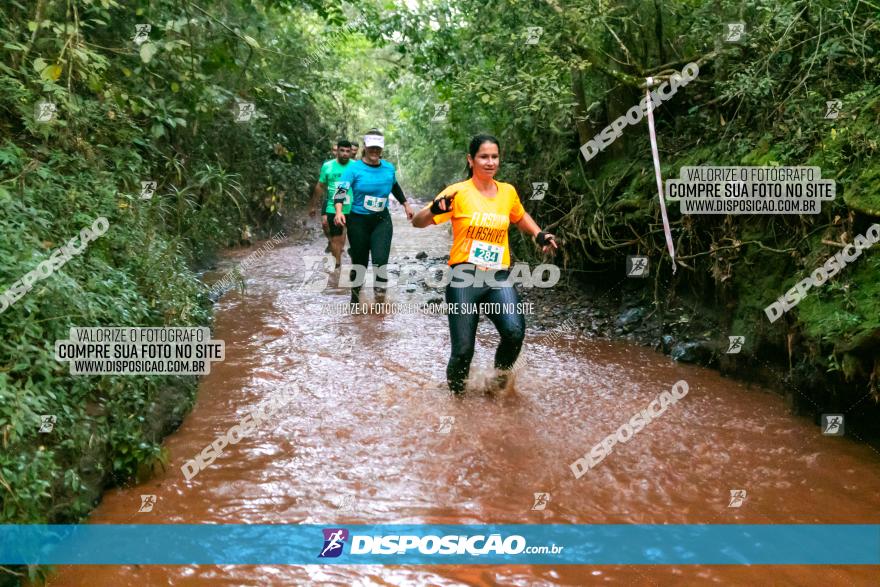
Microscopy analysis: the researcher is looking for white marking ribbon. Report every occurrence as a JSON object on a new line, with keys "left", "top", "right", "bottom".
{"left": 645, "top": 76, "right": 677, "bottom": 273}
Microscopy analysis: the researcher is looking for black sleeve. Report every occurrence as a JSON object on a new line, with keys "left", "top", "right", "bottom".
{"left": 391, "top": 181, "right": 406, "bottom": 204}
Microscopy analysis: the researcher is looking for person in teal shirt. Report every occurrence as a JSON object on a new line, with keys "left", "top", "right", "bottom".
{"left": 309, "top": 139, "right": 353, "bottom": 268}
{"left": 333, "top": 129, "right": 413, "bottom": 304}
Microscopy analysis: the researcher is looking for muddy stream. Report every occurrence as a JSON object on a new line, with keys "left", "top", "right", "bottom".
{"left": 49, "top": 204, "right": 880, "bottom": 586}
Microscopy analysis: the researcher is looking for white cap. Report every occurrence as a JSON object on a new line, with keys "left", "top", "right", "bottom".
{"left": 364, "top": 134, "right": 384, "bottom": 148}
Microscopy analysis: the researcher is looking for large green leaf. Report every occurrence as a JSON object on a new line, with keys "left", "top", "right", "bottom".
{"left": 39, "top": 64, "right": 62, "bottom": 81}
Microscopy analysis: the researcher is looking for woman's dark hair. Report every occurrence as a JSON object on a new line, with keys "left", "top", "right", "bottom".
{"left": 364, "top": 128, "right": 383, "bottom": 136}
{"left": 465, "top": 134, "right": 500, "bottom": 178}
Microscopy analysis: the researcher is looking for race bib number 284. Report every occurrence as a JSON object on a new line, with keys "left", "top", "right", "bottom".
{"left": 468, "top": 240, "right": 504, "bottom": 269}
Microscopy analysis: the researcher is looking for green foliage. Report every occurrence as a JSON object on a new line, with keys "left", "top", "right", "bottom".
{"left": 797, "top": 246, "right": 880, "bottom": 354}
{"left": 0, "top": 0, "right": 339, "bottom": 527}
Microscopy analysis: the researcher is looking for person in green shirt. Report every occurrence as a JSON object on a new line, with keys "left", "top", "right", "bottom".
{"left": 309, "top": 139, "right": 354, "bottom": 268}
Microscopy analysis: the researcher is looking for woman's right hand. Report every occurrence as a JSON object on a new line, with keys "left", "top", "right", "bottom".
{"left": 430, "top": 192, "right": 456, "bottom": 214}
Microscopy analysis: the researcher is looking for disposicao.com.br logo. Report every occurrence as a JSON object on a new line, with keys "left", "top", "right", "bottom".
{"left": 318, "top": 528, "right": 349, "bottom": 558}
{"left": 317, "top": 527, "right": 563, "bottom": 559}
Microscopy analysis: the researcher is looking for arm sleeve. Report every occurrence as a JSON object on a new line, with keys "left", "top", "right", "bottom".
{"left": 431, "top": 184, "right": 457, "bottom": 225}
{"left": 391, "top": 182, "right": 406, "bottom": 204}
{"left": 509, "top": 186, "right": 526, "bottom": 223}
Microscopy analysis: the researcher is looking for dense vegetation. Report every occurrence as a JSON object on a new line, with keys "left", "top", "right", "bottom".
{"left": 0, "top": 0, "right": 369, "bottom": 540}
{"left": 0, "top": 0, "right": 878, "bottom": 582}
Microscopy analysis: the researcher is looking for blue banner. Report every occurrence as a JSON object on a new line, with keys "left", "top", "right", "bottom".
{"left": 1, "top": 524, "right": 878, "bottom": 565}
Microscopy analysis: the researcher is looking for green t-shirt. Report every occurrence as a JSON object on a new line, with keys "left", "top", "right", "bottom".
{"left": 319, "top": 159, "right": 353, "bottom": 214}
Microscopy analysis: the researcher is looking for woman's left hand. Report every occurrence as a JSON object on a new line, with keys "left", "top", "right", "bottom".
{"left": 403, "top": 202, "right": 415, "bottom": 221}
{"left": 536, "top": 231, "right": 558, "bottom": 255}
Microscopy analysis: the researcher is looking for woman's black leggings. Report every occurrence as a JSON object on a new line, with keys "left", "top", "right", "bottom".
{"left": 444, "top": 265, "right": 526, "bottom": 393}
{"left": 346, "top": 210, "right": 393, "bottom": 301}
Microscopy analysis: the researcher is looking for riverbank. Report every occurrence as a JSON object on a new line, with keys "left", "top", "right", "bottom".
{"left": 519, "top": 270, "right": 880, "bottom": 448}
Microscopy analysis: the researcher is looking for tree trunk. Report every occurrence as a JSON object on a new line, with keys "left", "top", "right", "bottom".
{"left": 570, "top": 67, "right": 593, "bottom": 147}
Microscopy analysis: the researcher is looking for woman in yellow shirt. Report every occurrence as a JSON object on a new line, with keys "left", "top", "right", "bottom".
{"left": 412, "top": 134, "right": 557, "bottom": 393}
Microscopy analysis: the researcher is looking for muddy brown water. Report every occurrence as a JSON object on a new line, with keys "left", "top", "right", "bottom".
{"left": 48, "top": 205, "right": 880, "bottom": 586}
